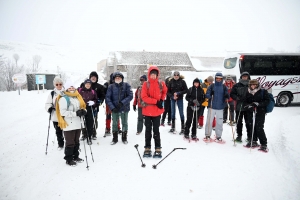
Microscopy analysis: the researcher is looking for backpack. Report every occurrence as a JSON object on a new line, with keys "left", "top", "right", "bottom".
{"left": 52, "top": 90, "right": 71, "bottom": 108}
{"left": 261, "top": 89, "right": 275, "bottom": 113}
{"left": 140, "top": 80, "right": 163, "bottom": 107}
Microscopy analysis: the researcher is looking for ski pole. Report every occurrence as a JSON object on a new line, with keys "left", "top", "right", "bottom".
{"left": 152, "top": 148, "right": 187, "bottom": 169}
{"left": 250, "top": 107, "right": 257, "bottom": 152}
{"left": 228, "top": 103, "right": 236, "bottom": 146}
{"left": 83, "top": 117, "right": 95, "bottom": 162}
{"left": 134, "top": 144, "right": 146, "bottom": 168}
{"left": 45, "top": 113, "right": 51, "bottom": 155}
{"left": 90, "top": 106, "right": 98, "bottom": 137}
{"left": 80, "top": 117, "right": 89, "bottom": 170}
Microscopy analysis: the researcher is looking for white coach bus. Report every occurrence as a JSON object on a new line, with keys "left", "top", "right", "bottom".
{"left": 223, "top": 53, "right": 300, "bottom": 107}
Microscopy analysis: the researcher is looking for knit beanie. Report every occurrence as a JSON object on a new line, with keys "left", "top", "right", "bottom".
{"left": 84, "top": 79, "right": 92, "bottom": 84}
{"left": 140, "top": 75, "right": 147, "bottom": 81}
{"left": 207, "top": 76, "right": 214, "bottom": 82}
{"left": 64, "top": 79, "right": 75, "bottom": 90}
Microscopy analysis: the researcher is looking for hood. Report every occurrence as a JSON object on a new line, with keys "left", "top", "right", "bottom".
{"left": 109, "top": 73, "right": 114, "bottom": 84}
{"left": 89, "top": 71, "right": 99, "bottom": 83}
{"left": 147, "top": 65, "right": 160, "bottom": 80}
{"left": 240, "top": 71, "right": 251, "bottom": 80}
{"left": 215, "top": 72, "right": 223, "bottom": 81}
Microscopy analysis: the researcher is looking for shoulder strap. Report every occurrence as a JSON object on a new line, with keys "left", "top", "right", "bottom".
{"left": 63, "top": 96, "right": 70, "bottom": 108}
{"left": 51, "top": 91, "right": 54, "bottom": 99}
{"left": 261, "top": 89, "right": 264, "bottom": 99}
{"left": 78, "top": 88, "right": 82, "bottom": 93}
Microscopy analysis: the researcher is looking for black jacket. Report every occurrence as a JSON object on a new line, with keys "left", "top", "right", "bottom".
{"left": 230, "top": 80, "right": 249, "bottom": 111}
{"left": 167, "top": 77, "right": 188, "bottom": 100}
{"left": 185, "top": 86, "right": 205, "bottom": 108}
{"left": 246, "top": 88, "right": 270, "bottom": 114}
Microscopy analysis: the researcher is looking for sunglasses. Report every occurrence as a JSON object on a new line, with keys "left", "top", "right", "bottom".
{"left": 174, "top": 74, "right": 179, "bottom": 76}
{"left": 56, "top": 84, "right": 62, "bottom": 86}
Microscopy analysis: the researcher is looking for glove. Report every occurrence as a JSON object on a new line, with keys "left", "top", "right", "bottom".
{"left": 192, "top": 99, "right": 200, "bottom": 106}
{"left": 252, "top": 102, "right": 259, "bottom": 107}
{"left": 48, "top": 107, "right": 55, "bottom": 113}
{"left": 211, "top": 91, "right": 214, "bottom": 96}
{"left": 133, "top": 105, "right": 137, "bottom": 112}
{"left": 88, "top": 101, "right": 95, "bottom": 106}
{"left": 116, "top": 102, "right": 123, "bottom": 110}
{"left": 111, "top": 108, "right": 119, "bottom": 113}
{"left": 244, "top": 104, "right": 254, "bottom": 112}
{"left": 76, "top": 110, "right": 83, "bottom": 117}
{"left": 81, "top": 109, "right": 87, "bottom": 116}
{"left": 96, "top": 99, "right": 102, "bottom": 106}
{"left": 156, "top": 100, "right": 163, "bottom": 109}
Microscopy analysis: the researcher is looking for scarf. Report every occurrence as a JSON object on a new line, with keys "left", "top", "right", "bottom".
{"left": 248, "top": 85, "right": 261, "bottom": 95}
{"left": 55, "top": 90, "right": 86, "bottom": 129}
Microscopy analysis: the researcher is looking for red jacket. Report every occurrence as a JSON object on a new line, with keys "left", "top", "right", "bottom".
{"left": 224, "top": 80, "right": 235, "bottom": 102}
{"left": 133, "top": 86, "right": 143, "bottom": 108}
{"left": 141, "top": 66, "right": 168, "bottom": 117}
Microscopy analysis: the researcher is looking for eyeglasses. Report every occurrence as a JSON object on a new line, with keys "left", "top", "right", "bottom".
{"left": 56, "top": 84, "right": 62, "bottom": 86}
{"left": 174, "top": 74, "right": 179, "bottom": 76}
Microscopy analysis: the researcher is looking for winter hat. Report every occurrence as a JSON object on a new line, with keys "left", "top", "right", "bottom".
{"left": 84, "top": 79, "right": 92, "bottom": 84}
{"left": 64, "top": 79, "right": 75, "bottom": 90}
{"left": 240, "top": 71, "right": 250, "bottom": 80}
{"left": 89, "top": 71, "right": 99, "bottom": 81}
{"left": 173, "top": 71, "right": 180, "bottom": 76}
{"left": 207, "top": 76, "right": 214, "bottom": 82}
{"left": 215, "top": 72, "right": 223, "bottom": 79}
{"left": 249, "top": 79, "right": 259, "bottom": 85}
{"left": 140, "top": 75, "right": 147, "bottom": 81}
{"left": 113, "top": 72, "right": 124, "bottom": 79}
{"left": 193, "top": 78, "right": 201, "bottom": 85}
{"left": 53, "top": 76, "right": 63, "bottom": 86}
{"left": 150, "top": 69, "right": 158, "bottom": 76}
{"left": 226, "top": 75, "right": 233, "bottom": 80}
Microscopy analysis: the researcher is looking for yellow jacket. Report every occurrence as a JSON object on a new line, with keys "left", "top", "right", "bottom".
{"left": 201, "top": 79, "right": 211, "bottom": 106}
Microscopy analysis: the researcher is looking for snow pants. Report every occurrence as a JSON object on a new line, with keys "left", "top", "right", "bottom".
{"left": 137, "top": 107, "right": 144, "bottom": 133}
{"left": 185, "top": 106, "right": 200, "bottom": 136}
{"left": 205, "top": 108, "right": 223, "bottom": 138}
{"left": 63, "top": 129, "right": 81, "bottom": 161}
{"left": 144, "top": 115, "right": 161, "bottom": 149}
{"left": 247, "top": 111, "right": 268, "bottom": 145}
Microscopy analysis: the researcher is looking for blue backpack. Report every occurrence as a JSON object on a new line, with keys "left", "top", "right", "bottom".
{"left": 261, "top": 89, "right": 275, "bottom": 113}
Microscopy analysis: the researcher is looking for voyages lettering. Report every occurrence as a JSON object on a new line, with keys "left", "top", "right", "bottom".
{"left": 257, "top": 76, "right": 300, "bottom": 89}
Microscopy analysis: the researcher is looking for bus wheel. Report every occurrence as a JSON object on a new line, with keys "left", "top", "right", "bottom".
{"left": 276, "top": 92, "right": 292, "bottom": 107}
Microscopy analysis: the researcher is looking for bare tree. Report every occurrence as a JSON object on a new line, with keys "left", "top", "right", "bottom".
{"left": 13, "top": 54, "right": 20, "bottom": 67}
{"left": 26, "top": 55, "right": 42, "bottom": 73}
{"left": 0, "top": 57, "right": 24, "bottom": 91}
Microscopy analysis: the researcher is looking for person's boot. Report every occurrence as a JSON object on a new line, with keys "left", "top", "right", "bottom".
{"left": 111, "top": 131, "right": 118, "bottom": 145}
{"left": 169, "top": 119, "right": 176, "bottom": 133}
{"left": 179, "top": 120, "right": 185, "bottom": 135}
{"left": 153, "top": 148, "right": 162, "bottom": 158}
{"left": 143, "top": 148, "right": 152, "bottom": 158}
{"left": 122, "top": 131, "right": 128, "bottom": 144}
{"left": 65, "top": 147, "right": 76, "bottom": 166}
{"left": 160, "top": 119, "right": 165, "bottom": 126}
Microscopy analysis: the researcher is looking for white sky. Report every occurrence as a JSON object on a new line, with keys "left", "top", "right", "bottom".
{"left": 1, "top": 0, "right": 300, "bottom": 53}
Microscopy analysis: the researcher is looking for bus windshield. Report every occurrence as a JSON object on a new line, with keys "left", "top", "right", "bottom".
{"left": 224, "top": 57, "right": 237, "bottom": 69}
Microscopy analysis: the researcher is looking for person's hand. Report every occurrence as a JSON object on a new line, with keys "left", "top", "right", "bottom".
{"left": 96, "top": 99, "right": 102, "bottom": 106}
{"left": 173, "top": 93, "right": 178, "bottom": 100}
{"left": 48, "top": 107, "right": 55, "bottom": 113}
{"left": 192, "top": 99, "right": 200, "bottom": 106}
{"left": 244, "top": 104, "right": 254, "bottom": 112}
{"left": 81, "top": 109, "right": 87, "bottom": 116}
{"left": 88, "top": 101, "right": 95, "bottom": 106}
{"left": 156, "top": 100, "right": 163, "bottom": 109}
{"left": 111, "top": 108, "right": 119, "bottom": 113}
{"left": 116, "top": 102, "right": 123, "bottom": 109}
{"left": 252, "top": 102, "right": 259, "bottom": 107}
{"left": 133, "top": 105, "right": 137, "bottom": 112}
{"left": 76, "top": 110, "right": 83, "bottom": 116}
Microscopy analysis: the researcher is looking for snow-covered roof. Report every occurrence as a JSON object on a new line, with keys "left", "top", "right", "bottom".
{"left": 107, "top": 51, "right": 193, "bottom": 67}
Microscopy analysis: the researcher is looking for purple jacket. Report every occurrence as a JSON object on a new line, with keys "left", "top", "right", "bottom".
{"left": 78, "top": 87, "right": 98, "bottom": 107}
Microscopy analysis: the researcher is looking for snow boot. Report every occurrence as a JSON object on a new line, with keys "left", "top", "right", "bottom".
{"left": 122, "top": 131, "right": 128, "bottom": 144}
{"left": 169, "top": 119, "right": 176, "bottom": 133}
{"left": 235, "top": 136, "right": 242, "bottom": 143}
{"left": 153, "top": 148, "right": 162, "bottom": 158}
{"left": 73, "top": 157, "right": 84, "bottom": 163}
{"left": 66, "top": 160, "right": 77, "bottom": 167}
{"left": 111, "top": 131, "right": 118, "bottom": 145}
{"left": 179, "top": 120, "right": 185, "bottom": 135}
{"left": 167, "top": 121, "right": 172, "bottom": 126}
{"left": 191, "top": 135, "right": 199, "bottom": 141}
{"left": 143, "top": 148, "right": 152, "bottom": 158}
{"left": 105, "top": 128, "right": 111, "bottom": 136}
{"left": 245, "top": 141, "right": 259, "bottom": 148}
{"left": 184, "top": 134, "right": 190, "bottom": 140}
{"left": 160, "top": 119, "right": 165, "bottom": 127}
{"left": 258, "top": 144, "right": 269, "bottom": 153}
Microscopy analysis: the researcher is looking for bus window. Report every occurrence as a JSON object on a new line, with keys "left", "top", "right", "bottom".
{"left": 224, "top": 57, "right": 237, "bottom": 69}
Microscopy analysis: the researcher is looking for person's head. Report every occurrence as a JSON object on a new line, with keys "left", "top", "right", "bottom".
{"left": 84, "top": 79, "right": 92, "bottom": 89}
{"left": 109, "top": 73, "right": 114, "bottom": 84}
{"left": 173, "top": 71, "right": 180, "bottom": 80}
{"left": 53, "top": 76, "right": 63, "bottom": 91}
{"left": 64, "top": 80, "right": 76, "bottom": 93}
{"left": 113, "top": 72, "right": 124, "bottom": 84}
{"left": 215, "top": 72, "right": 223, "bottom": 82}
{"left": 240, "top": 71, "right": 250, "bottom": 80}
{"left": 226, "top": 75, "right": 233, "bottom": 83}
{"left": 140, "top": 75, "right": 147, "bottom": 84}
{"left": 193, "top": 78, "right": 200, "bottom": 88}
{"left": 207, "top": 76, "right": 214, "bottom": 84}
{"left": 89, "top": 71, "right": 98, "bottom": 83}
{"left": 249, "top": 79, "right": 259, "bottom": 90}
{"left": 149, "top": 69, "right": 158, "bottom": 80}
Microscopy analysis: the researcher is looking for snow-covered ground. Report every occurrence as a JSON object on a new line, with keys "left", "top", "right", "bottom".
{"left": 0, "top": 89, "right": 299, "bottom": 200}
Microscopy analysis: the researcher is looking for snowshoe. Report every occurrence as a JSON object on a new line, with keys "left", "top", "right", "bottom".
{"left": 191, "top": 135, "right": 199, "bottom": 142}
{"left": 92, "top": 136, "right": 97, "bottom": 140}
{"left": 179, "top": 129, "right": 185, "bottom": 135}
{"left": 87, "top": 139, "right": 92, "bottom": 145}
{"left": 258, "top": 145, "right": 269, "bottom": 153}
{"left": 58, "top": 146, "right": 64, "bottom": 151}
{"left": 167, "top": 121, "right": 172, "bottom": 126}
{"left": 244, "top": 141, "right": 260, "bottom": 148}
{"left": 73, "top": 157, "right": 84, "bottom": 163}
{"left": 183, "top": 135, "right": 190, "bottom": 142}
{"left": 203, "top": 136, "right": 214, "bottom": 143}
{"left": 136, "top": 132, "right": 141, "bottom": 135}
{"left": 214, "top": 137, "right": 226, "bottom": 144}
{"left": 143, "top": 148, "right": 152, "bottom": 158}
{"left": 110, "top": 140, "right": 118, "bottom": 145}
{"left": 169, "top": 128, "right": 176, "bottom": 134}
{"left": 122, "top": 140, "right": 128, "bottom": 144}
{"left": 153, "top": 149, "right": 162, "bottom": 158}
{"left": 66, "top": 160, "right": 77, "bottom": 167}
{"left": 80, "top": 136, "right": 86, "bottom": 141}
{"left": 235, "top": 136, "right": 242, "bottom": 143}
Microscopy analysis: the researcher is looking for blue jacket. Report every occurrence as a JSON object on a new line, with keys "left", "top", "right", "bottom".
{"left": 205, "top": 73, "right": 229, "bottom": 110}
{"left": 106, "top": 81, "right": 133, "bottom": 112}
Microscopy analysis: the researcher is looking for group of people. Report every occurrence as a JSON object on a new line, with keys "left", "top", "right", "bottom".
{"left": 45, "top": 67, "right": 270, "bottom": 166}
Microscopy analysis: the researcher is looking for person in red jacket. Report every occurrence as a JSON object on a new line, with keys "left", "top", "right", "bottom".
{"left": 133, "top": 75, "right": 147, "bottom": 135}
{"left": 223, "top": 76, "right": 236, "bottom": 125}
{"left": 141, "top": 66, "right": 167, "bottom": 158}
